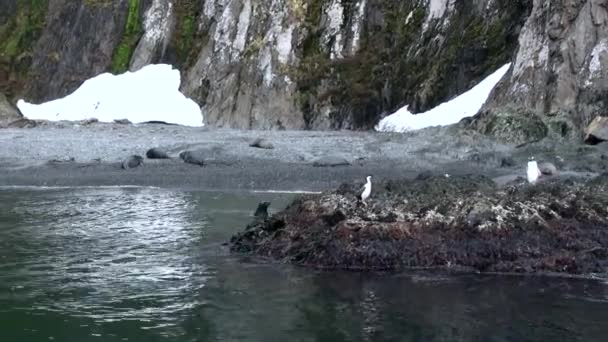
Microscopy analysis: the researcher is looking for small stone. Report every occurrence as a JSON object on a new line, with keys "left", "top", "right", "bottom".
{"left": 249, "top": 138, "right": 274, "bottom": 149}
{"left": 179, "top": 150, "right": 205, "bottom": 166}
{"left": 121, "top": 155, "right": 144, "bottom": 169}
{"left": 585, "top": 116, "right": 608, "bottom": 145}
{"left": 146, "top": 148, "right": 170, "bottom": 159}
{"left": 312, "top": 155, "right": 351, "bottom": 167}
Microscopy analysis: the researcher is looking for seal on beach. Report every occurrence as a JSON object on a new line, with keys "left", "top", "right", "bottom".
{"left": 254, "top": 201, "right": 271, "bottom": 219}
{"left": 121, "top": 155, "right": 144, "bottom": 169}
{"left": 360, "top": 176, "right": 372, "bottom": 206}
{"left": 146, "top": 148, "right": 170, "bottom": 159}
{"left": 527, "top": 157, "right": 542, "bottom": 183}
{"left": 179, "top": 151, "right": 205, "bottom": 166}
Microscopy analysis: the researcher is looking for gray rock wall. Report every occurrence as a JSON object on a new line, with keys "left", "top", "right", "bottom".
{"left": 3, "top": 0, "right": 529, "bottom": 129}
{"left": 478, "top": 0, "right": 608, "bottom": 142}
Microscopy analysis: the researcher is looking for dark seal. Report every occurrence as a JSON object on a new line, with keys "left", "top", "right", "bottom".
{"left": 121, "top": 155, "right": 144, "bottom": 169}
{"left": 179, "top": 150, "right": 205, "bottom": 166}
{"left": 253, "top": 201, "right": 271, "bottom": 219}
{"left": 146, "top": 148, "right": 170, "bottom": 159}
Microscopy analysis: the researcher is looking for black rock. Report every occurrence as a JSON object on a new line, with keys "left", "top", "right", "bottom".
{"left": 179, "top": 150, "right": 205, "bottom": 166}
{"left": 121, "top": 155, "right": 144, "bottom": 169}
{"left": 500, "top": 157, "right": 516, "bottom": 167}
{"left": 146, "top": 148, "right": 170, "bottom": 159}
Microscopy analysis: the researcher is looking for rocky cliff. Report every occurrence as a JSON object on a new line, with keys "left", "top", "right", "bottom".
{"left": 0, "top": 0, "right": 530, "bottom": 129}
{"left": 475, "top": 0, "right": 608, "bottom": 144}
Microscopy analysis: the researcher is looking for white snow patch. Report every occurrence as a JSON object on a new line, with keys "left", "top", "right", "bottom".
{"left": 376, "top": 63, "right": 511, "bottom": 132}
{"left": 17, "top": 64, "right": 203, "bottom": 127}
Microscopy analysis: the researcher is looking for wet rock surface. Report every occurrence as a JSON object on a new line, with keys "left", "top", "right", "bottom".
{"left": 231, "top": 174, "right": 608, "bottom": 275}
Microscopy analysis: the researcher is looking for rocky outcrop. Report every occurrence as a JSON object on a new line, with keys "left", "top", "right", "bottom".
{"left": 476, "top": 0, "right": 608, "bottom": 143}
{"left": 585, "top": 116, "right": 608, "bottom": 144}
{"left": 2, "top": 0, "right": 530, "bottom": 129}
{"left": 230, "top": 174, "right": 608, "bottom": 275}
{"left": 0, "top": 92, "right": 22, "bottom": 127}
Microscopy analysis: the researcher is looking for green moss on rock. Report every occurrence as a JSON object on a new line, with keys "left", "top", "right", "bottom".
{"left": 0, "top": 0, "right": 48, "bottom": 97}
{"left": 482, "top": 111, "right": 549, "bottom": 146}
{"left": 110, "top": 0, "right": 142, "bottom": 74}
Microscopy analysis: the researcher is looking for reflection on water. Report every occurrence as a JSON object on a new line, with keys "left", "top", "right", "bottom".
{"left": 1, "top": 188, "right": 608, "bottom": 341}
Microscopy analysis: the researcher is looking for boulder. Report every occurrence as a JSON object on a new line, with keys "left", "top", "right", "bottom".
{"left": 312, "top": 156, "right": 351, "bottom": 167}
{"left": 179, "top": 150, "right": 205, "bottom": 166}
{"left": 585, "top": 116, "right": 608, "bottom": 145}
{"left": 249, "top": 138, "right": 274, "bottom": 150}
{"left": 0, "top": 93, "right": 23, "bottom": 128}
{"left": 121, "top": 155, "right": 144, "bottom": 169}
{"left": 146, "top": 148, "right": 170, "bottom": 159}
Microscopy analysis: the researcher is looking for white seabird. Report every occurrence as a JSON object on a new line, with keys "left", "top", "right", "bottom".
{"left": 527, "top": 157, "right": 542, "bottom": 183}
{"left": 360, "top": 176, "right": 372, "bottom": 206}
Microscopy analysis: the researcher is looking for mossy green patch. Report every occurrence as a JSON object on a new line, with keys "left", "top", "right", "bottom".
{"left": 0, "top": 0, "right": 48, "bottom": 97}
{"left": 169, "top": 0, "right": 204, "bottom": 69}
{"left": 110, "top": 0, "right": 142, "bottom": 74}
{"left": 291, "top": 0, "right": 529, "bottom": 129}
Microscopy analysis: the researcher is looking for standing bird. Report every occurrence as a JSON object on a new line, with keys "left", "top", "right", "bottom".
{"left": 360, "top": 176, "right": 372, "bottom": 206}
{"left": 527, "top": 157, "right": 542, "bottom": 183}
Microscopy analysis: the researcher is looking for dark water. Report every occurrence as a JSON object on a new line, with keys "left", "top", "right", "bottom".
{"left": 1, "top": 188, "right": 608, "bottom": 342}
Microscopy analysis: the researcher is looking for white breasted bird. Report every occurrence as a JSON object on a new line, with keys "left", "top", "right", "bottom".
{"left": 360, "top": 176, "right": 372, "bottom": 206}
{"left": 527, "top": 157, "right": 542, "bottom": 183}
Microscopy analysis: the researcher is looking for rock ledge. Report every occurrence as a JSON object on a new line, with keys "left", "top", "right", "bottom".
{"left": 230, "top": 175, "right": 608, "bottom": 275}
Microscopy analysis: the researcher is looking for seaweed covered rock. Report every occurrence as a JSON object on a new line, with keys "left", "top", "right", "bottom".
{"left": 230, "top": 175, "right": 608, "bottom": 275}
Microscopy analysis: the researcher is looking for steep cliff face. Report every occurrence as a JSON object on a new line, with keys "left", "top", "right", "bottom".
{"left": 477, "top": 0, "right": 608, "bottom": 144}
{"left": 1, "top": 0, "right": 530, "bottom": 129}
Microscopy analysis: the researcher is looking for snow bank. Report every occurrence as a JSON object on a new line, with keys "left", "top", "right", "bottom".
{"left": 17, "top": 64, "right": 203, "bottom": 127}
{"left": 376, "top": 63, "right": 511, "bottom": 132}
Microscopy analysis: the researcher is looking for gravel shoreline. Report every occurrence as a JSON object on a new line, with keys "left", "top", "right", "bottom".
{"left": 1, "top": 122, "right": 606, "bottom": 191}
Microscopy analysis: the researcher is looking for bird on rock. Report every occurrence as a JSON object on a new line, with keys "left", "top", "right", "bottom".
{"left": 360, "top": 176, "right": 372, "bottom": 206}
{"left": 527, "top": 157, "right": 542, "bottom": 183}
